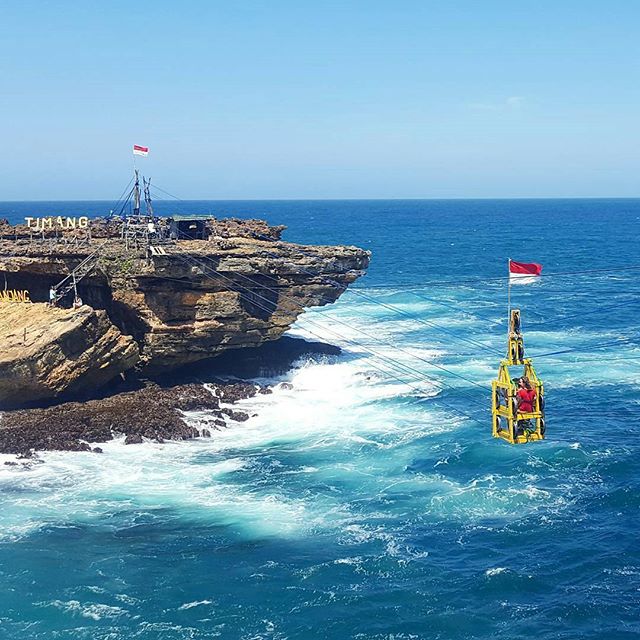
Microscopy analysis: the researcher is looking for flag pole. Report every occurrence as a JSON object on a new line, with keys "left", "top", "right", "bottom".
{"left": 507, "top": 257, "right": 512, "bottom": 341}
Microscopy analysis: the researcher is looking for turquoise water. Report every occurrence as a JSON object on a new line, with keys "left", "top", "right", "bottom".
{"left": 0, "top": 199, "right": 639, "bottom": 639}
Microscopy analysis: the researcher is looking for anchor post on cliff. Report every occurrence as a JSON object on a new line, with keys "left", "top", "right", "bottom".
{"left": 133, "top": 169, "right": 141, "bottom": 217}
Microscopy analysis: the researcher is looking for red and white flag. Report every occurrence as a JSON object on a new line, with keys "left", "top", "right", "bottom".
{"left": 509, "top": 259, "right": 542, "bottom": 279}
{"left": 133, "top": 144, "right": 149, "bottom": 157}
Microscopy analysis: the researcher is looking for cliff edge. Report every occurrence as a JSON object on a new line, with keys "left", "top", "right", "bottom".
{"left": 0, "top": 216, "right": 369, "bottom": 407}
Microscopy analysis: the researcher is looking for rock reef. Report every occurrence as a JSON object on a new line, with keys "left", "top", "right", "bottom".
{"left": 0, "top": 381, "right": 261, "bottom": 456}
{"left": 0, "top": 336, "right": 340, "bottom": 455}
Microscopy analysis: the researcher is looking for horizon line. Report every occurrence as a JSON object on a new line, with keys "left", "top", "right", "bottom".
{"left": 1, "top": 195, "right": 640, "bottom": 204}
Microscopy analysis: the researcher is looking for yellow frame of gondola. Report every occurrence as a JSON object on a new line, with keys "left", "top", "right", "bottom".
{"left": 492, "top": 358, "right": 545, "bottom": 444}
{"left": 491, "top": 309, "right": 545, "bottom": 444}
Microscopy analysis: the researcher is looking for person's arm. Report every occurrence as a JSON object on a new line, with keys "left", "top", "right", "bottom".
{"left": 515, "top": 389, "right": 523, "bottom": 412}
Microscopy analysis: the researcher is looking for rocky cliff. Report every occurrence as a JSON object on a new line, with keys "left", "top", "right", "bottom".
{"left": 0, "top": 216, "right": 369, "bottom": 407}
{"left": 0, "top": 303, "right": 139, "bottom": 407}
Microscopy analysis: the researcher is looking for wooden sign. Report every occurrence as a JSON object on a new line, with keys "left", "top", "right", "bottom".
{"left": 25, "top": 216, "right": 90, "bottom": 231}
{"left": 0, "top": 289, "right": 31, "bottom": 303}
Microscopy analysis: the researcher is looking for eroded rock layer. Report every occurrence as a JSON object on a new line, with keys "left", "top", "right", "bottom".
{"left": 0, "top": 217, "right": 369, "bottom": 405}
{"left": 0, "top": 303, "right": 139, "bottom": 407}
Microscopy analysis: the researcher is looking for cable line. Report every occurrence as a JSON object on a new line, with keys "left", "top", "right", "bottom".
{"left": 364, "top": 285, "right": 639, "bottom": 350}
{"left": 540, "top": 354, "right": 640, "bottom": 364}
{"left": 178, "top": 230, "right": 638, "bottom": 394}
{"left": 345, "top": 288, "right": 503, "bottom": 356}
{"left": 172, "top": 230, "right": 493, "bottom": 391}
{"left": 533, "top": 334, "right": 640, "bottom": 358}
{"left": 149, "top": 184, "right": 184, "bottom": 202}
{"left": 181, "top": 250, "right": 492, "bottom": 391}
{"left": 350, "top": 263, "right": 640, "bottom": 290}
{"left": 290, "top": 320, "right": 486, "bottom": 425}
{"left": 525, "top": 299, "right": 639, "bottom": 328}
{"left": 243, "top": 233, "right": 504, "bottom": 357}
{"left": 109, "top": 176, "right": 134, "bottom": 217}
{"left": 147, "top": 204, "right": 638, "bottom": 361}
{"left": 173, "top": 251, "right": 492, "bottom": 400}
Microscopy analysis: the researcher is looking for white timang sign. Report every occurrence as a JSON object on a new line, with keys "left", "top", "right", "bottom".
{"left": 25, "top": 216, "right": 90, "bottom": 231}
{"left": 0, "top": 289, "right": 31, "bottom": 303}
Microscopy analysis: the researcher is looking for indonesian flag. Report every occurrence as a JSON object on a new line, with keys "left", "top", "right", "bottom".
{"left": 133, "top": 144, "right": 149, "bottom": 157}
{"left": 509, "top": 259, "right": 542, "bottom": 279}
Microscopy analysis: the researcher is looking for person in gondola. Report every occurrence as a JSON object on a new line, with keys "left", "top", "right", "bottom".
{"left": 515, "top": 376, "right": 536, "bottom": 434}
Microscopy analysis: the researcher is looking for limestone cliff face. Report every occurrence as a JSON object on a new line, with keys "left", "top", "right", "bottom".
{"left": 0, "top": 303, "right": 139, "bottom": 407}
{"left": 108, "top": 239, "right": 368, "bottom": 371}
{"left": 0, "top": 218, "right": 369, "bottom": 403}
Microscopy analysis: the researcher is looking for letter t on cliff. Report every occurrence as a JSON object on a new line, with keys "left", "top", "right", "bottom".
{"left": 25, "top": 217, "right": 34, "bottom": 228}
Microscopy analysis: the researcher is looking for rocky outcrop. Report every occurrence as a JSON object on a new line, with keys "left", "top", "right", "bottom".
{"left": 0, "top": 303, "right": 139, "bottom": 408}
{"left": 0, "top": 381, "right": 263, "bottom": 455}
{"left": 0, "top": 216, "right": 369, "bottom": 405}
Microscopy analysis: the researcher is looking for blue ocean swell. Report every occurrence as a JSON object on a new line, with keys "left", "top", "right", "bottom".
{"left": 0, "top": 199, "right": 638, "bottom": 639}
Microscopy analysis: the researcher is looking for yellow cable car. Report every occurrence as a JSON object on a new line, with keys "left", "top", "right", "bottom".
{"left": 491, "top": 309, "right": 545, "bottom": 444}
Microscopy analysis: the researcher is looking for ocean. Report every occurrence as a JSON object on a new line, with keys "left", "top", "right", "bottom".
{"left": 0, "top": 199, "right": 639, "bottom": 639}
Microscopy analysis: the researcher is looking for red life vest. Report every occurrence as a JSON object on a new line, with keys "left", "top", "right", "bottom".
{"left": 517, "top": 388, "right": 536, "bottom": 413}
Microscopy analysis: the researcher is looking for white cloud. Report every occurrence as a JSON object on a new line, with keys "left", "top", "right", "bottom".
{"left": 468, "top": 96, "right": 525, "bottom": 111}
{"left": 468, "top": 102, "right": 499, "bottom": 111}
{"left": 506, "top": 96, "right": 525, "bottom": 108}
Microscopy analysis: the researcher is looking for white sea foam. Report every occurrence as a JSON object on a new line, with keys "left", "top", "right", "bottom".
{"left": 45, "top": 599, "right": 128, "bottom": 621}
{"left": 0, "top": 294, "right": 618, "bottom": 545}
{"left": 178, "top": 599, "right": 213, "bottom": 610}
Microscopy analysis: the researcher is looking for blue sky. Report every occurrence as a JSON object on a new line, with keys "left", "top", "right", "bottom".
{"left": 1, "top": 1, "right": 639, "bottom": 199}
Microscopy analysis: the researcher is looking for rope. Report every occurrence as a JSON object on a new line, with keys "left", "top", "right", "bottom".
{"left": 149, "top": 184, "right": 184, "bottom": 202}
{"left": 286, "top": 320, "right": 486, "bottom": 425}
{"left": 116, "top": 185, "right": 136, "bottom": 218}
{"left": 525, "top": 299, "right": 639, "bottom": 328}
{"left": 345, "top": 288, "right": 503, "bottom": 356}
{"left": 533, "top": 334, "right": 640, "bottom": 358}
{"left": 387, "top": 291, "right": 639, "bottom": 331}
{"left": 174, "top": 231, "right": 639, "bottom": 384}
{"left": 245, "top": 232, "right": 504, "bottom": 357}
{"left": 359, "top": 285, "right": 639, "bottom": 356}
{"left": 351, "top": 263, "right": 640, "bottom": 290}
{"left": 171, "top": 230, "right": 494, "bottom": 390}
{"left": 541, "top": 354, "right": 640, "bottom": 364}
{"left": 174, "top": 251, "right": 491, "bottom": 401}
{"left": 109, "top": 176, "right": 134, "bottom": 217}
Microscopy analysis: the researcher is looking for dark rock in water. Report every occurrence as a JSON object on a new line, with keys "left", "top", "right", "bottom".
{"left": 181, "top": 336, "right": 341, "bottom": 380}
{"left": 92, "top": 447, "right": 103, "bottom": 453}
{"left": 217, "top": 382, "right": 259, "bottom": 403}
{"left": 66, "top": 441, "right": 92, "bottom": 452}
{"left": 279, "top": 382, "right": 294, "bottom": 390}
{"left": 0, "top": 381, "right": 259, "bottom": 455}
{"left": 221, "top": 408, "right": 250, "bottom": 422}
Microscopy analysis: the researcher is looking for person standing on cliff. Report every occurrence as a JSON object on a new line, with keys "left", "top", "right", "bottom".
{"left": 49, "top": 286, "right": 57, "bottom": 307}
